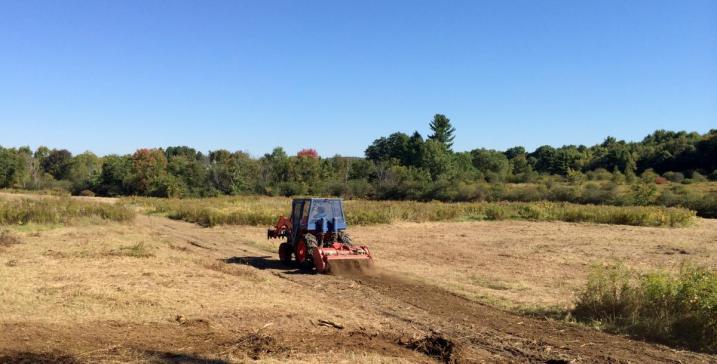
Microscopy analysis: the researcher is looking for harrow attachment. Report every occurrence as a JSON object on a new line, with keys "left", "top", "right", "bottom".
{"left": 312, "top": 243, "right": 372, "bottom": 273}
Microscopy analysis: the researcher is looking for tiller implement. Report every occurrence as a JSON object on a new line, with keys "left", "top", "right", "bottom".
{"left": 267, "top": 198, "right": 372, "bottom": 273}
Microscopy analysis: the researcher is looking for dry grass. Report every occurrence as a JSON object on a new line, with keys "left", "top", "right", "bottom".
{"left": 0, "top": 215, "right": 415, "bottom": 362}
{"left": 201, "top": 258, "right": 263, "bottom": 282}
{"left": 0, "top": 196, "right": 134, "bottom": 225}
{"left": 1, "top": 202, "right": 715, "bottom": 361}
{"left": 125, "top": 195, "right": 696, "bottom": 228}
{"left": 346, "top": 218, "right": 717, "bottom": 311}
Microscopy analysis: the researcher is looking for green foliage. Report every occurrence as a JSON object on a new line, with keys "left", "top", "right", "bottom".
{"left": 0, "top": 198, "right": 134, "bottom": 225}
{"left": 41, "top": 149, "right": 73, "bottom": 180}
{"left": 420, "top": 140, "right": 455, "bottom": 181}
{"left": 710, "top": 170, "right": 717, "bottom": 181}
{"left": 690, "top": 171, "right": 707, "bottom": 182}
{"left": 470, "top": 149, "right": 510, "bottom": 179}
{"left": 663, "top": 171, "right": 685, "bottom": 183}
{"left": 1, "top": 121, "right": 717, "bottom": 221}
{"left": 130, "top": 149, "right": 168, "bottom": 196}
{"left": 0, "top": 147, "right": 29, "bottom": 188}
{"left": 96, "top": 155, "right": 132, "bottom": 196}
{"left": 68, "top": 151, "right": 101, "bottom": 194}
{"left": 427, "top": 114, "right": 456, "bottom": 150}
{"left": 574, "top": 263, "right": 717, "bottom": 353}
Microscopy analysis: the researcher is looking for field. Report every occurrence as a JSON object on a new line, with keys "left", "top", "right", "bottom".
{"left": 1, "top": 192, "right": 716, "bottom": 363}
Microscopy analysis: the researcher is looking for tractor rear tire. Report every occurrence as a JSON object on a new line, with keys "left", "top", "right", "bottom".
{"left": 300, "top": 234, "right": 318, "bottom": 270}
{"left": 278, "top": 242, "right": 292, "bottom": 266}
{"left": 295, "top": 240, "right": 308, "bottom": 266}
{"left": 338, "top": 231, "right": 353, "bottom": 246}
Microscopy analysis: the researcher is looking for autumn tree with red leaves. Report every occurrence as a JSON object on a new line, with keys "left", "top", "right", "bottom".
{"left": 297, "top": 149, "right": 319, "bottom": 159}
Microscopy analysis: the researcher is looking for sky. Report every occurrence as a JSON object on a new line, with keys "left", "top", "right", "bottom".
{"left": 0, "top": 0, "right": 715, "bottom": 157}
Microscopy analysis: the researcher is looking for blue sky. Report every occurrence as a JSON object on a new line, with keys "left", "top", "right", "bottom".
{"left": 0, "top": 0, "right": 715, "bottom": 157}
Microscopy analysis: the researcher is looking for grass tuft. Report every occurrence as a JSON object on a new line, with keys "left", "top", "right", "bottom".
{"left": 112, "top": 242, "right": 154, "bottom": 258}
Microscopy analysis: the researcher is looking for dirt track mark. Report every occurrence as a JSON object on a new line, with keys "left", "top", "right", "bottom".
{"left": 139, "top": 215, "right": 717, "bottom": 363}
{"left": 261, "top": 265, "right": 714, "bottom": 363}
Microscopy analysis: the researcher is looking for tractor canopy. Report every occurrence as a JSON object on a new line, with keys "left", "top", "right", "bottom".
{"left": 292, "top": 198, "right": 347, "bottom": 232}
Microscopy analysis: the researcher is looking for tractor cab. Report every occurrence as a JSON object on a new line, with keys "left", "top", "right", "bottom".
{"left": 289, "top": 198, "right": 347, "bottom": 244}
{"left": 268, "top": 198, "right": 372, "bottom": 273}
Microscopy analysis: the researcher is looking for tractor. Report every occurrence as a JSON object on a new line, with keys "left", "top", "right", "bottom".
{"left": 267, "top": 198, "right": 372, "bottom": 273}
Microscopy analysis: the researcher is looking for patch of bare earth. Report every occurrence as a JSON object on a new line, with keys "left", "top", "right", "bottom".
{"left": 1, "top": 197, "right": 716, "bottom": 362}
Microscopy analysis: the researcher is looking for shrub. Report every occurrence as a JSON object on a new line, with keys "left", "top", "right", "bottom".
{"left": 579, "top": 183, "right": 619, "bottom": 205}
{"left": 587, "top": 168, "right": 613, "bottom": 181}
{"left": 277, "top": 182, "right": 307, "bottom": 197}
{"left": 78, "top": 189, "right": 96, "bottom": 197}
{"left": 663, "top": 171, "right": 685, "bottom": 183}
{"left": 640, "top": 169, "right": 659, "bottom": 183}
{"left": 710, "top": 170, "right": 717, "bottom": 181}
{"left": 690, "top": 171, "right": 708, "bottom": 182}
{"left": 630, "top": 183, "right": 657, "bottom": 206}
{"left": 574, "top": 263, "right": 717, "bottom": 353}
{"left": 546, "top": 185, "right": 579, "bottom": 202}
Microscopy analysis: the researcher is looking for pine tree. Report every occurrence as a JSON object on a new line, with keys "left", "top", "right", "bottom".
{"left": 428, "top": 114, "right": 456, "bottom": 150}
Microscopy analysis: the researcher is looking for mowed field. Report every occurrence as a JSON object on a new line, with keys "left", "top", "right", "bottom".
{"left": 1, "top": 193, "right": 716, "bottom": 363}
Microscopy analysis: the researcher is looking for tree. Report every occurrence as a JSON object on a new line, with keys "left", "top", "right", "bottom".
{"left": 529, "top": 145, "right": 557, "bottom": 173}
{"left": 504, "top": 146, "right": 526, "bottom": 160}
{"left": 471, "top": 149, "right": 510, "bottom": 176}
{"left": 258, "top": 147, "right": 290, "bottom": 194}
{"left": 41, "top": 149, "right": 73, "bottom": 180}
{"left": 297, "top": 148, "right": 319, "bottom": 159}
{"left": 420, "top": 140, "right": 455, "bottom": 180}
{"left": 406, "top": 131, "right": 425, "bottom": 167}
{"left": 209, "top": 150, "right": 258, "bottom": 195}
{"left": 130, "top": 148, "right": 168, "bottom": 196}
{"left": 166, "top": 147, "right": 209, "bottom": 197}
{"left": 428, "top": 114, "right": 456, "bottom": 150}
{"left": 68, "top": 151, "right": 102, "bottom": 193}
{"left": 96, "top": 155, "right": 133, "bottom": 196}
{"left": 365, "top": 132, "right": 410, "bottom": 163}
{"left": 0, "top": 147, "right": 28, "bottom": 188}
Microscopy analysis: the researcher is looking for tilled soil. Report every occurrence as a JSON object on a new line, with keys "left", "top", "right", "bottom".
{"left": 265, "top": 267, "right": 713, "bottom": 363}
{"left": 0, "top": 321, "right": 428, "bottom": 363}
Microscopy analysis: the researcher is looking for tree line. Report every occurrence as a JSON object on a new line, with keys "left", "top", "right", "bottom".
{"left": 0, "top": 114, "right": 715, "bottom": 200}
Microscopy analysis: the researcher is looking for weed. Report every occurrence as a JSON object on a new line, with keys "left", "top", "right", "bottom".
{"left": 112, "top": 242, "right": 153, "bottom": 258}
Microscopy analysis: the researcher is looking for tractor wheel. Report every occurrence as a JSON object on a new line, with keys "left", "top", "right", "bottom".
{"left": 278, "top": 242, "right": 292, "bottom": 266}
{"left": 338, "top": 231, "right": 353, "bottom": 246}
{"left": 297, "top": 234, "right": 318, "bottom": 270}
{"left": 295, "top": 240, "right": 308, "bottom": 265}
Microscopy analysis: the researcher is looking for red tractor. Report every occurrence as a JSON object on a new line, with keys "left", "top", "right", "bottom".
{"left": 267, "top": 198, "right": 372, "bottom": 273}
